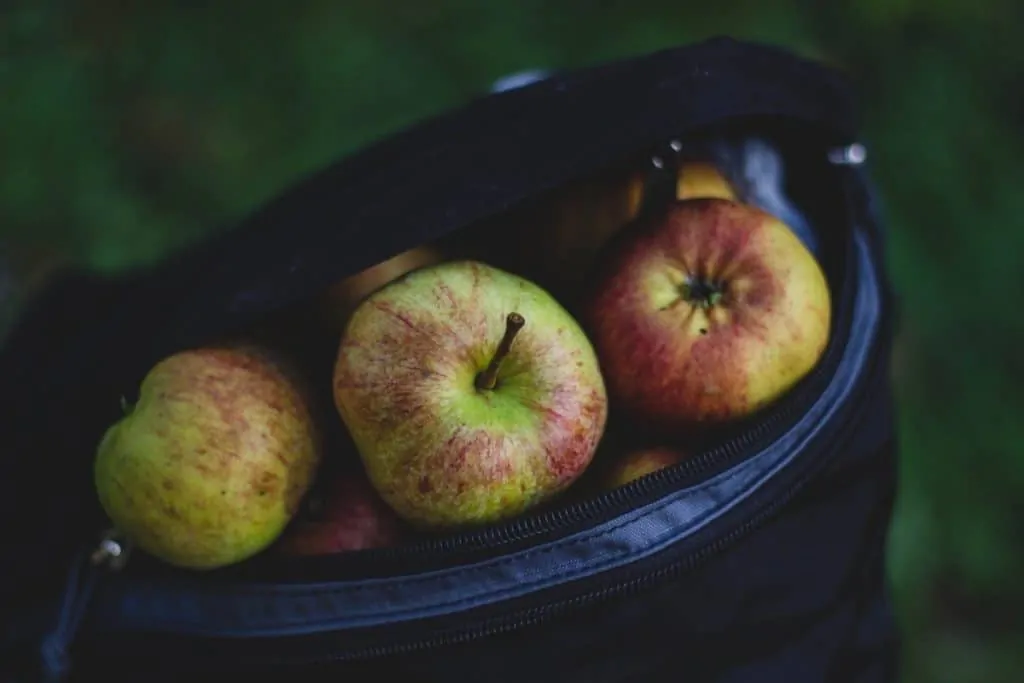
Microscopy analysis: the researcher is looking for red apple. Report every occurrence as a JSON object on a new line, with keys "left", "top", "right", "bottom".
{"left": 584, "top": 198, "right": 831, "bottom": 427}
{"left": 604, "top": 447, "right": 689, "bottom": 489}
{"left": 276, "top": 470, "right": 403, "bottom": 555}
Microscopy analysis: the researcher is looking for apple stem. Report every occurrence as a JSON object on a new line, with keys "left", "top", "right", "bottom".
{"left": 476, "top": 312, "right": 526, "bottom": 391}
{"left": 683, "top": 279, "right": 724, "bottom": 309}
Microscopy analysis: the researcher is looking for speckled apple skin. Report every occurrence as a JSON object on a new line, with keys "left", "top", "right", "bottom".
{"left": 334, "top": 261, "right": 608, "bottom": 529}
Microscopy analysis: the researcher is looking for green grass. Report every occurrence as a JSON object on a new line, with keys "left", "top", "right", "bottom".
{"left": 3, "top": 2, "right": 1022, "bottom": 680}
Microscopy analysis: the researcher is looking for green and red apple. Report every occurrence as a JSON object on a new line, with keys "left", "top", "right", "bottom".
{"left": 333, "top": 260, "right": 608, "bottom": 528}
{"left": 585, "top": 198, "right": 831, "bottom": 427}
{"left": 93, "top": 346, "right": 321, "bottom": 570}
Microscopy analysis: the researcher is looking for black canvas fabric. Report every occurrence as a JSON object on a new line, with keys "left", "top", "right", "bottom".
{"left": 0, "top": 37, "right": 898, "bottom": 683}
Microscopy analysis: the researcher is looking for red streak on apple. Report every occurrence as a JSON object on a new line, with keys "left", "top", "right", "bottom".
{"left": 142, "top": 348, "right": 317, "bottom": 512}
{"left": 94, "top": 346, "right": 321, "bottom": 569}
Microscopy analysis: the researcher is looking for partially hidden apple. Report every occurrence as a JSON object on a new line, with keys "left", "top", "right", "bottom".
{"left": 93, "top": 346, "right": 321, "bottom": 570}
{"left": 584, "top": 198, "right": 831, "bottom": 427}
{"left": 276, "top": 469, "right": 403, "bottom": 555}
{"left": 604, "top": 447, "right": 689, "bottom": 489}
{"left": 333, "top": 260, "right": 608, "bottom": 528}
{"left": 676, "top": 161, "right": 737, "bottom": 201}
{"left": 459, "top": 168, "right": 644, "bottom": 306}
{"left": 320, "top": 246, "right": 444, "bottom": 330}
{"left": 528, "top": 168, "right": 644, "bottom": 301}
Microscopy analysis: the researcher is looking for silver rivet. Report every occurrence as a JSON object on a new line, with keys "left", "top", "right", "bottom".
{"left": 99, "top": 539, "right": 123, "bottom": 557}
{"left": 651, "top": 156, "right": 665, "bottom": 169}
{"left": 829, "top": 143, "right": 867, "bottom": 166}
{"left": 669, "top": 139, "right": 683, "bottom": 152}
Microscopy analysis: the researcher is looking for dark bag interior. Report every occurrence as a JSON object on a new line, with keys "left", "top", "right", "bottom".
{"left": 0, "top": 37, "right": 899, "bottom": 683}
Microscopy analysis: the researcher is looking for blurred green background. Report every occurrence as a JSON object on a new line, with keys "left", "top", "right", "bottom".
{"left": 2, "top": 1, "right": 1022, "bottom": 681}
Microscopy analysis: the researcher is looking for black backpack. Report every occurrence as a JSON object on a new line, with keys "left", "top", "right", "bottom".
{"left": 1, "top": 37, "right": 899, "bottom": 683}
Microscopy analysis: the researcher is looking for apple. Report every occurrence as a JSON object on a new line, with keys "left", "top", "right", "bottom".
{"left": 276, "top": 469, "right": 403, "bottom": 555}
{"left": 333, "top": 260, "right": 608, "bottom": 528}
{"left": 529, "top": 168, "right": 644, "bottom": 299}
{"left": 584, "top": 198, "right": 831, "bottom": 427}
{"left": 320, "top": 246, "right": 443, "bottom": 330}
{"left": 676, "top": 161, "right": 737, "bottom": 201}
{"left": 604, "top": 447, "right": 689, "bottom": 489}
{"left": 93, "top": 346, "right": 321, "bottom": 570}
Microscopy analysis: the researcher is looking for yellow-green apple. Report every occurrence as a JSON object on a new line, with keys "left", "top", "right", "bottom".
{"left": 320, "top": 246, "right": 444, "bottom": 330}
{"left": 275, "top": 469, "right": 403, "bottom": 555}
{"left": 604, "top": 447, "right": 690, "bottom": 489}
{"left": 584, "top": 198, "right": 831, "bottom": 427}
{"left": 93, "top": 346, "right": 321, "bottom": 570}
{"left": 333, "top": 260, "right": 608, "bottom": 528}
{"left": 676, "top": 161, "right": 737, "bottom": 201}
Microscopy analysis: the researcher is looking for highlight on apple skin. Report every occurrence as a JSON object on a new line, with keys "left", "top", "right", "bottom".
{"left": 584, "top": 198, "right": 831, "bottom": 429}
{"left": 333, "top": 260, "right": 608, "bottom": 529}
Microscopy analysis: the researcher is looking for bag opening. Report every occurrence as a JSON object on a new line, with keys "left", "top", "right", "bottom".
{"left": 0, "top": 38, "right": 894, "bottom": 683}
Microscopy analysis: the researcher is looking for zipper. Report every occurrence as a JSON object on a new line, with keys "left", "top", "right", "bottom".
{"left": 359, "top": 373, "right": 831, "bottom": 562}
{"left": 253, "top": 243, "right": 856, "bottom": 572}
{"left": 30, "top": 531, "right": 129, "bottom": 683}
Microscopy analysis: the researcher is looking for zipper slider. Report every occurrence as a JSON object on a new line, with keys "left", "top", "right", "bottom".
{"left": 37, "top": 529, "right": 130, "bottom": 683}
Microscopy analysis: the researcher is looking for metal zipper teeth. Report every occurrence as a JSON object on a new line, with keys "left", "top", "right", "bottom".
{"left": 292, "top": 373, "right": 831, "bottom": 569}
{"left": 274, "top": 323, "right": 884, "bottom": 667}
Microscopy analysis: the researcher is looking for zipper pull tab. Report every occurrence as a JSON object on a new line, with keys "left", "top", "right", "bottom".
{"left": 38, "top": 530, "right": 130, "bottom": 683}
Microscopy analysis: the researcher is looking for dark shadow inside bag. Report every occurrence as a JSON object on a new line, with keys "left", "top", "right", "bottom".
{"left": 0, "top": 38, "right": 899, "bottom": 683}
